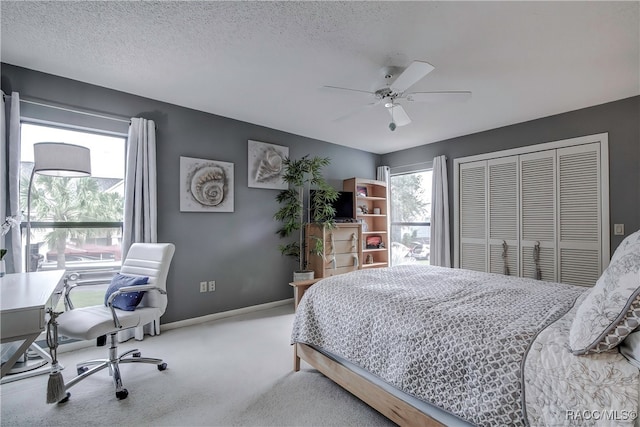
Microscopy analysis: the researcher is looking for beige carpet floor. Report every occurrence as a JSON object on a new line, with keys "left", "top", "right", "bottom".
{"left": 0, "top": 303, "right": 395, "bottom": 427}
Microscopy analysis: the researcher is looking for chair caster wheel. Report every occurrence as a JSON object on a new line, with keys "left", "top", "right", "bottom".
{"left": 58, "top": 392, "right": 71, "bottom": 404}
{"left": 77, "top": 366, "right": 89, "bottom": 375}
{"left": 133, "top": 352, "right": 141, "bottom": 357}
{"left": 157, "top": 363, "right": 167, "bottom": 371}
{"left": 116, "top": 389, "right": 129, "bottom": 400}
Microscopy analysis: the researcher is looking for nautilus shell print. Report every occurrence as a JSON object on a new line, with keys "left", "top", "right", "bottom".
{"left": 247, "top": 140, "right": 289, "bottom": 190}
{"left": 255, "top": 147, "right": 283, "bottom": 182}
{"left": 180, "top": 156, "right": 234, "bottom": 212}
{"left": 191, "top": 165, "right": 225, "bottom": 206}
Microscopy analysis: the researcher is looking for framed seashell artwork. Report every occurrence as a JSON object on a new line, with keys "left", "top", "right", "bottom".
{"left": 247, "top": 140, "right": 288, "bottom": 190}
{"left": 180, "top": 156, "right": 234, "bottom": 212}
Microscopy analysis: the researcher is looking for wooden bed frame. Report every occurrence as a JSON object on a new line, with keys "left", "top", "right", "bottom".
{"left": 294, "top": 343, "right": 444, "bottom": 427}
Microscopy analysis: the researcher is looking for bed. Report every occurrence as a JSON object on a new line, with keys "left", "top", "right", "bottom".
{"left": 291, "top": 230, "right": 640, "bottom": 426}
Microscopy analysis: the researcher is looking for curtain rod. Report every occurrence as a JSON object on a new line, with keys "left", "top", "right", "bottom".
{"left": 392, "top": 160, "right": 434, "bottom": 168}
{"left": 390, "top": 157, "right": 448, "bottom": 169}
{"left": 3, "top": 94, "right": 130, "bottom": 124}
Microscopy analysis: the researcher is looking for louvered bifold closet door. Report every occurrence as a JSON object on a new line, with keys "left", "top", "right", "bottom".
{"left": 488, "top": 157, "right": 519, "bottom": 275}
{"left": 460, "top": 161, "right": 487, "bottom": 271}
{"left": 520, "top": 151, "right": 557, "bottom": 282}
{"left": 557, "top": 143, "right": 601, "bottom": 286}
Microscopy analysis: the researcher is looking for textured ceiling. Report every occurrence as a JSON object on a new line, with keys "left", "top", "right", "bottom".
{"left": 1, "top": 1, "right": 638, "bottom": 154}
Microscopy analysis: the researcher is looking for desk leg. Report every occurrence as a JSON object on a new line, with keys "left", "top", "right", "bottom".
{"left": 1, "top": 343, "right": 57, "bottom": 384}
{"left": 0, "top": 336, "right": 37, "bottom": 379}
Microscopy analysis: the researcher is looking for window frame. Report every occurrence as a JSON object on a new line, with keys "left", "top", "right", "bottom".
{"left": 389, "top": 168, "right": 433, "bottom": 265}
{"left": 19, "top": 119, "right": 127, "bottom": 278}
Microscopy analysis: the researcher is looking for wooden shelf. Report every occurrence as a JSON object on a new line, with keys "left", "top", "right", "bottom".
{"left": 357, "top": 196, "right": 386, "bottom": 201}
{"left": 361, "top": 262, "right": 387, "bottom": 268}
{"left": 344, "top": 177, "right": 389, "bottom": 269}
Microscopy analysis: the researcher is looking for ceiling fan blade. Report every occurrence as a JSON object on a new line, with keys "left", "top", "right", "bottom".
{"left": 405, "top": 91, "right": 472, "bottom": 103}
{"left": 321, "top": 85, "right": 375, "bottom": 96}
{"left": 387, "top": 104, "right": 411, "bottom": 127}
{"left": 334, "top": 100, "right": 381, "bottom": 122}
{"left": 390, "top": 61, "right": 435, "bottom": 93}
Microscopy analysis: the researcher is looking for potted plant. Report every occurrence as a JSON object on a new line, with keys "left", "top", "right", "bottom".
{"left": 1, "top": 215, "right": 20, "bottom": 277}
{"left": 274, "top": 155, "right": 338, "bottom": 280}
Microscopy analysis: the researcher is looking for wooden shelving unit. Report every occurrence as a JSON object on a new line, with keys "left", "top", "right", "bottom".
{"left": 343, "top": 178, "right": 390, "bottom": 269}
{"left": 305, "top": 223, "right": 362, "bottom": 279}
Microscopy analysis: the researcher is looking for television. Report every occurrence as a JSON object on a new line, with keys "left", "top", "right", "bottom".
{"left": 310, "top": 190, "right": 354, "bottom": 221}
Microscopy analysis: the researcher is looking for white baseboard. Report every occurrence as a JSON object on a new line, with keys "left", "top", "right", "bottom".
{"left": 58, "top": 298, "right": 294, "bottom": 354}
{"left": 161, "top": 298, "right": 294, "bottom": 331}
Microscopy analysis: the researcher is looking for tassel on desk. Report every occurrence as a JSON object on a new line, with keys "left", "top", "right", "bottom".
{"left": 46, "top": 310, "right": 66, "bottom": 404}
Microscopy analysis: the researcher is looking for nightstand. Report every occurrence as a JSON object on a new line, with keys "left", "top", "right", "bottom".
{"left": 290, "top": 278, "right": 320, "bottom": 372}
{"left": 289, "top": 278, "right": 320, "bottom": 310}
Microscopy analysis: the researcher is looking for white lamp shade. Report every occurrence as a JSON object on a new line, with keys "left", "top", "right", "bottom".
{"left": 33, "top": 142, "right": 91, "bottom": 177}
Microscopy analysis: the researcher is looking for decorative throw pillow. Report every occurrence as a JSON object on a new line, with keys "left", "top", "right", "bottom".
{"left": 569, "top": 241, "right": 640, "bottom": 355}
{"left": 104, "top": 274, "right": 149, "bottom": 311}
{"left": 611, "top": 229, "right": 640, "bottom": 264}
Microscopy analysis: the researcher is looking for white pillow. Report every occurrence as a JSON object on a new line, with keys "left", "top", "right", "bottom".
{"left": 569, "top": 230, "right": 640, "bottom": 355}
{"left": 611, "top": 229, "right": 640, "bottom": 264}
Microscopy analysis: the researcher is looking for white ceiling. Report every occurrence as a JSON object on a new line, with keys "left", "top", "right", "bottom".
{"left": 1, "top": 1, "right": 638, "bottom": 154}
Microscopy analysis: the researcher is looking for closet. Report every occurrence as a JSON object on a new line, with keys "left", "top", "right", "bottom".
{"left": 454, "top": 133, "right": 609, "bottom": 287}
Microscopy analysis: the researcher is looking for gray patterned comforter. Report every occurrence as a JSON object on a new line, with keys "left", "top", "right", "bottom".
{"left": 525, "top": 292, "right": 640, "bottom": 426}
{"left": 291, "top": 265, "right": 586, "bottom": 426}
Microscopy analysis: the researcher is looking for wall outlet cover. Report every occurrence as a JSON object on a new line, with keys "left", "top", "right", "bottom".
{"left": 614, "top": 224, "right": 625, "bottom": 235}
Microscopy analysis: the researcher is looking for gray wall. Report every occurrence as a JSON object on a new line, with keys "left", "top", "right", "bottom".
{"left": 381, "top": 95, "right": 640, "bottom": 257}
{"left": 1, "top": 63, "right": 381, "bottom": 323}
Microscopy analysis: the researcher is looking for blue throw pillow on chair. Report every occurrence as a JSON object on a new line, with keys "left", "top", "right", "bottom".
{"left": 104, "top": 274, "right": 149, "bottom": 311}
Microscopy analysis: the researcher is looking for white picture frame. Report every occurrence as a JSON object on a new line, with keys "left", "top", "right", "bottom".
{"left": 180, "top": 156, "right": 234, "bottom": 212}
{"left": 247, "top": 140, "right": 288, "bottom": 190}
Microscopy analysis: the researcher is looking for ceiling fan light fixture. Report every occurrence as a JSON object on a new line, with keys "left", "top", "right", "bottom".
{"left": 325, "top": 59, "right": 471, "bottom": 128}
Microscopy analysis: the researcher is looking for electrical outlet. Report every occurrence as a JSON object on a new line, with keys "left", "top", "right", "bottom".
{"left": 208, "top": 280, "right": 216, "bottom": 292}
{"left": 199, "top": 281, "right": 207, "bottom": 293}
{"left": 614, "top": 224, "right": 625, "bottom": 236}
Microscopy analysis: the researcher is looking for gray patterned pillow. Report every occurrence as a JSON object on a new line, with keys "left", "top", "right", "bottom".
{"left": 569, "top": 233, "right": 640, "bottom": 355}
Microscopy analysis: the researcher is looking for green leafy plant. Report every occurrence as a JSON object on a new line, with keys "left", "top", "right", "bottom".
{"left": 1, "top": 215, "right": 20, "bottom": 262}
{"left": 274, "top": 155, "right": 339, "bottom": 272}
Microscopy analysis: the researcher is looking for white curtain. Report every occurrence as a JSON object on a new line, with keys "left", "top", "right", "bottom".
{"left": 376, "top": 165, "right": 390, "bottom": 184}
{"left": 122, "top": 117, "right": 157, "bottom": 259}
{"left": 1, "top": 91, "right": 23, "bottom": 273}
{"left": 430, "top": 155, "right": 450, "bottom": 267}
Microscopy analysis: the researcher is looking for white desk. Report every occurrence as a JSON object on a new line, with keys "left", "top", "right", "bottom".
{"left": 0, "top": 270, "right": 66, "bottom": 379}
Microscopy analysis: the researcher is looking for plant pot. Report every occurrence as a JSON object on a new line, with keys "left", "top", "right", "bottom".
{"left": 293, "top": 270, "right": 314, "bottom": 282}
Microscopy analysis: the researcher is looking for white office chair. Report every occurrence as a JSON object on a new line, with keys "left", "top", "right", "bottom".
{"left": 55, "top": 243, "right": 175, "bottom": 402}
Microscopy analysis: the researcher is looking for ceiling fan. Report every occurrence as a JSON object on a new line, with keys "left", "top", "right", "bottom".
{"left": 323, "top": 61, "right": 471, "bottom": 131}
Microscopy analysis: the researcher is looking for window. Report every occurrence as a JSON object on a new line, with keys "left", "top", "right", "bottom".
{"left": 20, "top": 122, "right": 126, "bottom": 307}
{"left": 390, "top": 170, "right": 432, "bottom": 266}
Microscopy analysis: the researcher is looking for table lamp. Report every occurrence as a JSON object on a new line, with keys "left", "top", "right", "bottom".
{"left": 25, "top": 142, "right": 91, "bottom": 272}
